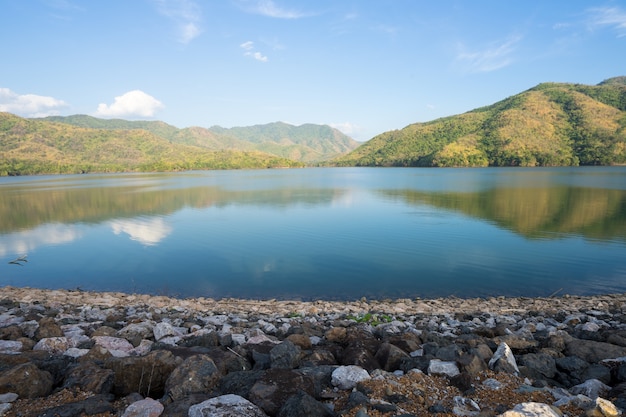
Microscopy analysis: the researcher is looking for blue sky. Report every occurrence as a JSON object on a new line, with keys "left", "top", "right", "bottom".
{"left": 1, "top": 1, "right": 625, "bottom": 141}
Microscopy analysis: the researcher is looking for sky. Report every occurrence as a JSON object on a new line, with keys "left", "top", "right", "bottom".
{"left": 1, "top": 1, "right": 625, "bottom": 141}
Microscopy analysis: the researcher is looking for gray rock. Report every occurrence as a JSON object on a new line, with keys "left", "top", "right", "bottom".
{"left": 497, "top": 401, "right": 561, "bottom": 417}
{"left": 33, "top": 337, "right": 72, "bottom": 355}
{"left": 117, "top": 322, "right": 155, "bottom": 345}
{"left": 0, "top": 340, "right": 22, "bottom": 355}
{"left": 518, "top": 353, "right": 556, "bottom": 379}
{"left": 189, "top": 394, "right": 268, "bottom": 417}
{"left": 565, "top": 337, "right": 626, "bottom": 363}
{"left": 570, "top": 378, "right": 611, "bottom": 399}
{"left": 488, "top": 342, "right": 519, "bottom": 375}
{"left": 249, "top": 369, "right": 315, "bottom": 415}
{"left": 164, "top": 354, "right": 221, "bottom": 402}
{"left": 121, "top": 397, "right": 164, "bottom": 417}
{"left": 331, "top": 365, "right": 370, "bottom": 390}
{"left": 0, "top": 392, "right": 18, "bottom": 403}
{"left": 270, "top": 340, "right": 301, "bottom": 369}
{"left": 277, "top": 390, "right": 337, "bottom": 417}
{"left": 427, "top": 359, "right": 460, "bottom": 378}
{"left": 153, "top": 322, "right": 184, "bottom": 341}
{"left": 93, "top": 336, "right": 136, "bottom": 357}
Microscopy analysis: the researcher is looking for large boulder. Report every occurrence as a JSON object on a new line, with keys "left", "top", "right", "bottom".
{"left": 164, "top": 354, "right": 221, "bottom": 402}
{"left": 564, "top": 337, "right": 626, "bottom": 363}
{"left": 249, "top": 369, "right": 315, "bottom": 416}
{"left": 278, "top": 390, "right": 337, "bottom": 417}
{"left": 0, "top": 363, "right": 53, "bottom": 398}
{"left": 63, "top": 361, "right": 114, "bottom": 394}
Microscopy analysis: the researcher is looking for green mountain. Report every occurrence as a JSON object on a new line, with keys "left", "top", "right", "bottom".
{"left": 0, "top": 113, "right": 303, "bottom": 176}
{"left": 207, "top": 122, "right": 360, "bottom": 162}
{"left": 333, "top": 77, "right": 626, "bottom": 167}
{"left": 40, "top": 116, "right": 359, "bottom": 163}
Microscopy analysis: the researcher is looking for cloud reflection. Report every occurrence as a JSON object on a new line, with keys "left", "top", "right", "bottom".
{"left": 0, "top": 223, "right": 82, "bottom": 257}
{"left": 110, "top": 217, "right": 172, "bottom": 246}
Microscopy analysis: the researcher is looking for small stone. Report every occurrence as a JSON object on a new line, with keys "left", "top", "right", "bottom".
{"left": 0, "top": 340, "right": 22, "bottom": 354}
{"left": 121, "top": 397, "right": 164, "bottom": 417}
{"left": 0, "top": 393, "right": 19, "bottom": 403}
{"left": 427, "top": 359, "right": 460, "bottom": 378}
{"left": 33, "top": 337, "right": 71, "bottom": 355}
{"left": 93, "top": 336, "right": 136, "bottom": 357}
{"left": 570, "top": 379, "right": 611, "bottom": 400}
{"left": 331, "top": 366, "right": 371, "bottom": 390}
{"left": 590, "top": 397, "right": 620, "bottom": 417}
{"left": 498, "top": 402, "right": 561, "bottom": 417}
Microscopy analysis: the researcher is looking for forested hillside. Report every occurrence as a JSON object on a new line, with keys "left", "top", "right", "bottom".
{"left": 40, "top": 116, "right": 359, "bottom": 163}
{"left": 0, "top": 113, "right": 303, "bottom": 176}
{"left": 333, "top": 77, "right": 626, "bottom": 167}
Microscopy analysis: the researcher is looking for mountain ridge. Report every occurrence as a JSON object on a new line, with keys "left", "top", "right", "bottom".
{"left": 332, "top": 77, "right": 626, "bottom": 167}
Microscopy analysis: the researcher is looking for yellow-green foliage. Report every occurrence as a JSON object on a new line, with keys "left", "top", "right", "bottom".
{"left": 333, "top": 78, "right": 626, "bottom": 167}
{"left": 0, "top": 113, "right": 303, "bottom": 176}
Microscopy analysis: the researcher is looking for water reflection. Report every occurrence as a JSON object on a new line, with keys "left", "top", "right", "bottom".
{"left": 109, "top": 217, "right": 172, "bottom": 246}
{"left": 0, "top": 223, "right": 82, "bottom": 257}
{"left": 380, "top": 186, "right": 626, "bottom": 241}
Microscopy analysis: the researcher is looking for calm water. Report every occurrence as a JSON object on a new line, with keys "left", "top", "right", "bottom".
{"left": 1, "top": 167, "right": 625, "bottom": 300}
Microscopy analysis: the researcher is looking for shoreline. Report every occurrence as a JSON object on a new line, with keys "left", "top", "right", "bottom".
{"left": 3, "top": 285, "right": 626, "bottom": 317}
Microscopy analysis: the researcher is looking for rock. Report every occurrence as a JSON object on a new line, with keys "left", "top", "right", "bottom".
{"left": 188, "top": 394, "right": 268, "bottom": 417}
{"left": 0, "top": 340, "right": 22, "bottom": 354}
{"left": 331, "top": 365, "right": 371, "bottom": 390}
{"left": 324, "top": 327, "right": 347, "bottom": 344}
{"left": 458, "top": 352, "right": 488, "bottom": 376}
{"left": 277, "top": 390, "right": 337, "bottom": 417}
{"left": 121, "top": 397, "right": 164, "bottom": 417}
{"left": 0, "top": 363, "right": 53, "bottom": 398}
{"left": 93, "top": 336, "right": 136, "bottom": 357}
{"left": 63, "top": 361, "right": 114, "bottom": 394}
{"left": 39, "top": 394, "right": 115, "bottom": 416}
{"left": 117, "top": 322, "right": 155, "bottom": 345}
{"left": 339, "top": 342, "right": 381, "bottom": 371}
{"left": 497, "top": 402, "right": 561, "bottom": 417}
{"left": 33, "top": 337, "right": 72, "bottom": 355}
{"left": 249, "top": 369, "right": 315, "bottom": 415}
{"left": 153, "top": 322, "right": 184, "bottom": 342}
{"left": 565, "top": 337, "right": 626, "bottom": 363}
{"left": 427, "top": 359, "right": 460, "bottom": 378}
{"left": 489, "top": 342, "right": 519, "bottom": 375}
{"left": 588, "top": 397, "right": 620, "bottom": 417}
{"left": 219, "top": 370, "right": 265, "bottom": 398}
{"left": 164, "top": 354, "right": 221, "bottom": 402}
{"left": 105, "top": 350, "right": 181, "bottom": 398}
{"left": 35, "top": 317, "right": 63, "bottom": 339}
{"left": 518, "top": 353, "right": 556, "bottom": 379}
{"left": 375, "top": 342, "right": 410, "bottom": 372}
{"left": 0, "top": 392, "right": 18, "bottom": 403}
{"left": 270, "top": 340, "right": 301, "bottom": 369}
{"left": 570, "top": 379, "right": 611, "bottom": 400}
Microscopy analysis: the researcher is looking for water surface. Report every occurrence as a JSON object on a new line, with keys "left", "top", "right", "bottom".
{"left": 1, "top": 167, "right": 625, "bottom": 300}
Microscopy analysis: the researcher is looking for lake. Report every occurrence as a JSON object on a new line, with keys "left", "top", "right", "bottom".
{"left": 1, "top": 167, "right": 625, "bottom": 301}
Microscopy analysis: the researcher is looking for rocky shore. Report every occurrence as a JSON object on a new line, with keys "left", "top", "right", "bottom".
{"left": 2, "top": 287, "right": 626, "bottom": 417}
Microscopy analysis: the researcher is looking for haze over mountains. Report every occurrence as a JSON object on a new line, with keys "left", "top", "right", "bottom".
{"left": 1, "top": 77, "right": 625, "bottom": 175}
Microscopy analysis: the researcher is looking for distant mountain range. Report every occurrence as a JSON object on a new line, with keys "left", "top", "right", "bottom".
{"left": 333, "top": 76, "right": 626, "bottom": 167}
{"left": 38, "top": 116, "right": 359, "bottom": 163}
{"left": 1, "top": 76, "right": 625, "bottom": 176}
{"left": 0, "top": 115, "right": 357, "bottom": 175}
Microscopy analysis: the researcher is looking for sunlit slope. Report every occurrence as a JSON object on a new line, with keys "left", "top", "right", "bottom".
{"left": 333, "top": 77, "right": 626, "bottom": 167}
{"left": 40, "top": 116, "right": 359, "bottom": 163}
{"left": 0, "top": 113, "right": 303, "bottom": 175}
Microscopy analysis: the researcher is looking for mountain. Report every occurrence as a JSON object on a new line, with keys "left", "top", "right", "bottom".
{"left": 0, "top": 113, "right": 302, "bottom": 176}
{"left": 39, "top": 116, "right": 359, "bottom": 163}
{"left": 333, "top": 77, "right": 626, "bottom": 167}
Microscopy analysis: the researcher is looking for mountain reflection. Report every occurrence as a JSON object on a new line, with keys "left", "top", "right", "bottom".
{"left": 0, "top": 182, "right": 346, "bottom": 234}
{"left": 380, "top": 186, "right": 626, "bottom": 241}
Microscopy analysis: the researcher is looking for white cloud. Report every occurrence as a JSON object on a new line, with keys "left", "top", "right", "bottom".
{"left": 0, "top": 88, "right": 68, "bottom": 117}
{"left": 94, "top": 90, "right": 164, "bottom": 118}
{"left": 238, "top": 0, "right": 309, "bottom": 19}
{"left": 240, "top": 41, "right": 268, "bottom": 62}
{"left": 456, "top": 35, "right": 522, "bottom": 73}
{"left": 110, "top": 217, "right": 172, "bottom": 246}
{"left": 154, "top": 0, "right": 202, "bottom": 43}
{"left": 240, "top": 41, "right": 254, "bottom": 50}
{"left": 588, "top": 6, "right": 626, "bottom": 37}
